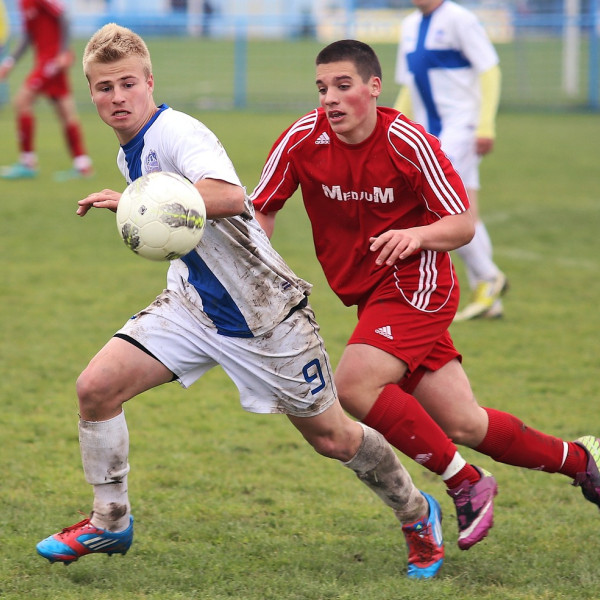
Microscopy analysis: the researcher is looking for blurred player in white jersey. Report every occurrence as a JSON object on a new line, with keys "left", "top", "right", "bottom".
{"left": 35, "top": 23, "right": 445, "bottom": 580}
{"left": 395, "top": 0, "right": 507, "bottom": 320}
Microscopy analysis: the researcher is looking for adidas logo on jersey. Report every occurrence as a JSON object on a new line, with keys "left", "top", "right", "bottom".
{"left": 375, "top": 325, "right": 393, "bottom": 340}
{"left": 315, "top": 132, "right": 330, "bottom": 145}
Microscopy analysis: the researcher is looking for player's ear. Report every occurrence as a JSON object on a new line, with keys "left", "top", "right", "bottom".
{"left": 147, "top": 73, "right": 155, "bottom": 93}
{"left": 370, "top": 76, "right": 382, "bottom": 98}
{"left": 86, "top": 80, "right": 95, "bottom": 103}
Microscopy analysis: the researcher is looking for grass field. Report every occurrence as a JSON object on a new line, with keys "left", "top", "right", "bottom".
{"left": 1, "top": 39, "right": 600, "bottom": 599}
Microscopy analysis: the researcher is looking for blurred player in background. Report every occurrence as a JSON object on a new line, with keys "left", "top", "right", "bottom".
{"left": 0, "top": 0, "right": 92, "bottom": 180}
{"left": 395, "top": 0, "right": 506, "bottom": 320}
{"left": 251, "top": 38, "right": 600, "bottom": 550}
{"left": 35, "top": 24, "right": 445, "bottom": 580}
{"left": 0, "top": 0, "right": 9, "bottom": 107}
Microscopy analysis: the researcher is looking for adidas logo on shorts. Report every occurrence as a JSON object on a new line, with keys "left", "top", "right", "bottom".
{"left": 315, "top": 132, "right": 330, "bottom": 145}
{"left": 375, "top": 325, "right": 393, "bottom": 340}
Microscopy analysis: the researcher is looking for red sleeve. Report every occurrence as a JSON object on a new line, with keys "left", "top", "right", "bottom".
{"left": 389, "top": 114, "right": 470, "bottom": 217}
{"left": 37, "top": 0, "right": 64, "bottom": 17}
{"left": 250, "top": 110, "right": 319, "bottom": 213}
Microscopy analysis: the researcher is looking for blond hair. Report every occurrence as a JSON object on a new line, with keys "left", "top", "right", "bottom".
{"left": 83, "top": 23, "right": 152, "bottom": 80}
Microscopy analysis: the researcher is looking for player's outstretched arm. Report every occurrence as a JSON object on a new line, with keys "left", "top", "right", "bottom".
{"left": 369, "top": 211, "right": 475, "bottom": 266}
{"left": 77, "top": 189, "right": 121, "bottom": 216}
{"left": 194, "top": 178, "right": 245, "bottom": 219}
{"left": 0, "top": 34, "right": 31, "bottom": 80}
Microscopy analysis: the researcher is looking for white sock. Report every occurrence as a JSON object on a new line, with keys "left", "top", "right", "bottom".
{"left": 19, "top": 152, "right": 37, "bottom": 168}
{"left": 79, "top": 412, "right": 131, "bottom": 532}
{"left": 441, "top": 452, "right": 467, "bottom": 481}
{"left": 73, "top": 154, "right": 92, "bottom": 171}
{"left": 343, "top": 423, "right": 427, "bottom": 524}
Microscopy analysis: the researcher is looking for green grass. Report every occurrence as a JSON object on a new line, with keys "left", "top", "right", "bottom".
{"left": 1, "top": 56, "right": 600, "bottom": 599}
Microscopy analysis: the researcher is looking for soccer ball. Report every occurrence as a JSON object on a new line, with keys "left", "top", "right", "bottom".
{"left": 116, "top": 171, "right": 206, "bottom": 261}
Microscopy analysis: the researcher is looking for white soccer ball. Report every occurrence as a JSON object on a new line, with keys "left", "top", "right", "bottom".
{"left": 116, "top": 171, "right": 206, "bottom": 261}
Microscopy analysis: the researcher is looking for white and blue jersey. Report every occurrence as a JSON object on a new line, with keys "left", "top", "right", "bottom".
{"left": 395, "top": 0, "right": 498, "bottom": 138}
{"left": 117, "top": 104, "right": 311, "bottom": 338}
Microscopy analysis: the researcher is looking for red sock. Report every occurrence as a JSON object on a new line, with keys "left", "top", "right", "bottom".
{"left": 64, "top": 122, "right": 86, "bottom": 158}
{"left": 476, "top": 407, "right": 587, "bottom": 477}
{"left": 364, "top": 384, "right": 465, "bottom": 477}
{"left": 18, "top": 113, "right": 34, "bottom": 153}
{"left": 444, "top": 465, "right": 481, "bottom": 489}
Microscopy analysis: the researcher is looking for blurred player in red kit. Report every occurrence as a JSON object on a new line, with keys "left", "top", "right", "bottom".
{"left": 0, "top": 0, "right": 92, "bottom": 180}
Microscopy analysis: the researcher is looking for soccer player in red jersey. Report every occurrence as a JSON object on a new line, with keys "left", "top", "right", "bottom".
{"left": 0, "top": 0, "right": 92, "bottom": 179}
{"left": 251, "top": 39, "right": 600, "bottom": 550}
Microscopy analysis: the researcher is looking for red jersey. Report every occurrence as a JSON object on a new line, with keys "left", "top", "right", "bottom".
{"left": 251, "top": 106, "right": 470, "bottom": 308}
{"left": 20, "top": 0, "right": 64, "bottom": 64}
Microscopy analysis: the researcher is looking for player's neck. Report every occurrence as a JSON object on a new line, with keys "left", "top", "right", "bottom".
{"left": 419, "top": 0, "right": 444, "bottom": 16}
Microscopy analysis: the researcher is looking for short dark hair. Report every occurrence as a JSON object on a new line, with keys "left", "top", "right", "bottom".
{"left": 316, "top": 40, "right": 382, "bottom": 82}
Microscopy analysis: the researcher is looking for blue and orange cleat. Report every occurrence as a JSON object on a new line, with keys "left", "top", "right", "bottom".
{"left": 0, "top": 163, "right": 38, "bottom": 179}
{"left": 53, "top": 166, "right": 95, "bottom": 182}
{"left": 36, "top": 515, "right": 133, "bottom": 564}
{"left": 401, "top": 492, "right": 444, "bottom": 579}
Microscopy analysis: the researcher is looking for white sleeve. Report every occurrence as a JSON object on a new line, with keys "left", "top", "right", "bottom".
{"left": 455, "top": 11, "right": 499, "bottom": 73}
{"left": 161, "top": 114, "right": 241, "bottom": 187}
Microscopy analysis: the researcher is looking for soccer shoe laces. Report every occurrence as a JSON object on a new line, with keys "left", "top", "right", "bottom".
{"left": 403, "top": 522, "right": 438, "bottom": 563}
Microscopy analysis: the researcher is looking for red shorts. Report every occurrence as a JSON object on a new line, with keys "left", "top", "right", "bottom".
{"left": 26, "top": 63, "right": 71, "bottom": 98}
{"left": 348, "top": 269, "right": 462, "bottom": 394}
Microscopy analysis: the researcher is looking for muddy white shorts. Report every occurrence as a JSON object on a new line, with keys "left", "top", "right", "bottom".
{"left": 116, "top": 290, "right": 336, "bottom": 417}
